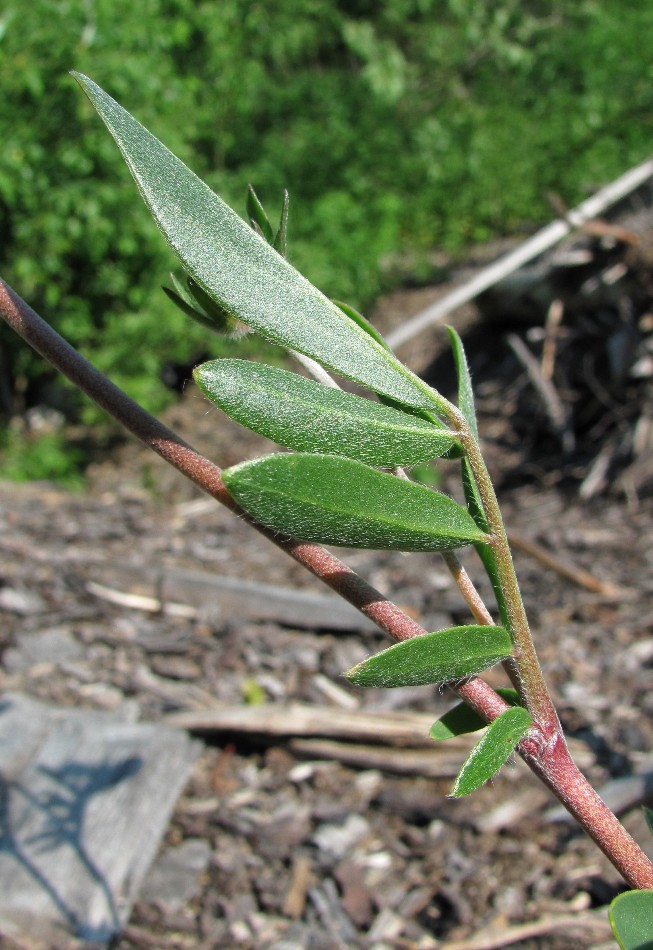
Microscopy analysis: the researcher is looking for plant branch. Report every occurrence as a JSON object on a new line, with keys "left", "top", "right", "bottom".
{"left": 0, "top": 278, "right": 503, "bottom": 717}
{"left": 441, "top": 551, "right": 494, "bottom": 625}
{"left": 3, "top": 277, "right": 653, "bottom": 888}
{"left": 441, "top": 401, "right": 561, "bottom": 734}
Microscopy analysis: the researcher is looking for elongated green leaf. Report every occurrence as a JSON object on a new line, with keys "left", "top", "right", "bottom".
{"left": 273, "top": 189, "right": 289, "bottom": 256}
{"left": 195, "top": 360, "right": 460, "bottom": 466}
{"left": 462, "top": 457, "right": 488, "bottom": 531}
{"left": 644, "top": 806, "right": 653, "bottom": 838}
{"left": 246, "top": 185, "right": 274, "bottom": 243}
{"left": 344, "top": 625, "right": 512, "bottom": 688}
{"left": 222, "top": 453, "right": 489, "bottom": 551}
{"left": 334, "top": 300, "right": 391, "bottom": 351}
{"left": 447, "top": 325, "right": 478, "bottom": 441}
{"left": 73, "top": 73, "right": 439, "bottom": 413}
{"left": 162, "top": 283, "right": 207, "bottom": 324}
{"left": 451, "top": 706, "right": 533, "bottom": 797}
{"left": 430, "top": 688, "right": 520, "bottom": 740}
{"left": 610, "top": 890, "right": 653, "bottom": 950}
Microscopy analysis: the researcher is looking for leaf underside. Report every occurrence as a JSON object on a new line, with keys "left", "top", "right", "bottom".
{"left": 430, "top": 688, "right": 520, "bottom": 740}
{"left": 222, "top": 452, "right": 489, "bottom": 552}
{"left": 451, "top": 706, "right": 533, "bottom": 797}
{"left": 344, "top": 625, "right": 513, "bottom": 688}
{"left": 195, "top": 359, "right": 460, "bottom": 467}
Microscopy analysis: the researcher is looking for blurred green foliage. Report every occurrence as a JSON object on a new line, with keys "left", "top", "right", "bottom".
{"left": 1, "top": 0, "right": 652, "bottom": 448}
{"left": 0, "top": 426, "right": 87, "bottom": 488}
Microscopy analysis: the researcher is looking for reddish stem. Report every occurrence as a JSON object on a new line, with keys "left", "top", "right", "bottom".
{"left": 0, "top": 280, "right": 506, "bottom": 717}
{"left": 522, "top": 734, "right": 653, "bottom": 889}
{"left": 2, "top": 277, "right": 652, "bottom": 888}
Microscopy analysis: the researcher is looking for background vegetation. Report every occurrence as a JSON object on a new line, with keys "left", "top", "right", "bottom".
{"left": 1, "top": 0, "right": 652, "bottom": 477}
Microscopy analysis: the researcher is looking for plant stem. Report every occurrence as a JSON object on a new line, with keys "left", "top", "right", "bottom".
{"left": 0, "top": 278, "right": 506, "bottom": 714}
{"left": 523, "top": 734, "right": 653, "bottom": 889}
{"left": 440, "top": 403, "right": 653, "bottom": 888}
{"left": 441, "top": 551, "right": 494, "bottom": 625}
{"left": 3, "top": 277, "right": 653, "bottom": 888}
{"left": 447, "top": 405, "right": 561, "bottom": 734}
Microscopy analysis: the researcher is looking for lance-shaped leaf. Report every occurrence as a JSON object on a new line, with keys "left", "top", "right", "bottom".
{"left": 222, "top": 453, "right": 489, "bottom": 551}
{"left": 195, "top": 360, "right": 460, "bottom": 466}
{"left": 73, "top": 73, "right": 441, "bottom": 414}
{"left": 610, "top": 889, "right": 653, "bottom": 950}
{"left": 273, "top": 189, "right": 289, "bottom": 256}
{"left": 164, "top": 273, "right": 248, "bottom": 337}
{"left": 344, "top": 625, "right": 512, "bottom": 688}
{"left": 334, "top": 300, "right": 391, "bottom": 352}
{"left": 450, "top": 706, "right": 533, "bottom": 797}
{"left": 246, "top": 185, "right": 274, "bottom": 243}
{"left": 447, "top": 325, "right": 478, "bottom": 441}
{"left": 430, "top": 688, "right": 520, "bottom": 740}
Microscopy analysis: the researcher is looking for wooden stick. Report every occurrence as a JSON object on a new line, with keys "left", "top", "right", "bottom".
{"left": 437, "top": 907, "right": 611, "bottom": 950}
{"left": 506, "top": 332, "right": 575, "bottom": 455}
{"left": 507, "top": 531, "right": 624, "bottom": 597}
{"left": 540, "top": 298, "right": 564, "bottom": 382}
{"left": 165, "top": 702, "right": 450, "bottom": 748}
{"left": 386, "top": 157, "right": 653, "bottom": 349}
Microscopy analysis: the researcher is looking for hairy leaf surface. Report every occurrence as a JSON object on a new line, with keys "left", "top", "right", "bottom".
{"left": 447, "top": 325, "right": 478, "bottom": 440}
{"left": 344, "top": 625, "right": 512, "bottom": 688}
{"left": 195, "top": 360, "right": 460, "bottom": 466}
{"left": 451, "top": 706, "right": 533, "bottom": 797}
{"left": 222, "top": 453, "right": 488, "bottom": 551}
{"left": 74, "top": 73, "right": 440, "bottom": 413}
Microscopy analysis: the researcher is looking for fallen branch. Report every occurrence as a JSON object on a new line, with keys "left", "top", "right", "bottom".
{"left": 165, "top": 701, "right": 448, "bottom": 748}
{"left": 507, "top": 531, "right": 624, "bottom": 597}
{"left": 288, "top": 737, "right": 466, "bottom": 778}
{"left": 506, "top": 331, "right": 575, "bottom": 454}
{"left": 165, "top": 701, "right": 595, "bottom": 771}
{"left": 386, "top": 157, "right": 653, "bottom": 349}
{"left": 438, "top": 906, "right": 611, "bottom": 950}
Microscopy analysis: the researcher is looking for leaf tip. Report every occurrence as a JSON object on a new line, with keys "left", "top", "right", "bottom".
{"left": 342, "top": 662, "right": 364, "bottom": 684}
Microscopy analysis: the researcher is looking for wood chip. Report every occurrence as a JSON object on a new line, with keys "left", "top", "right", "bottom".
{"left": 283, "top": 855, "right": 313, "bottom": 919}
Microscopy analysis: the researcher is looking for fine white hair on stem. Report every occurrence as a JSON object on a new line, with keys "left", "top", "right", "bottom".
{"left": 292, "top": 351, "right": 342, "bottom": 388}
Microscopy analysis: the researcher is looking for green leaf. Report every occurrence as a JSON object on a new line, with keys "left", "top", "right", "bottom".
{"left": 164, "top": 274, "right": 248, "bottom": 337}
{"left": 73, "top": 73, "right": 440, "bottom": 414}
{"left": 451, "top": 706, "right": 533, "bottom": 797}
{"left": 246, "top": 185, "right": 274, "bottom": 243}
{"left": 222, "top": 452, "right": 489, "bottom": 551}
{"left": 344, "top": 625, "right": 512, "bottom": 688}
{"left": 462, "top": 457, "right": 488, "bottom": 531}
{"left": 610, "top": 890, "right": 653, "bottom": 950}
{"left": 447, "top": 325, "right": 478, "bottom": 441}
{"left": 430, "top": 688, "right": 520, "bottom": 740}
{"left": 273, "top": 189, "right": 289, "bottom": 256}
{"left": 162, "top": 283, "right": 207, "bottom": 324}
{"left": 195, "top": 360, "right": 460, "bottom": 466}
{"left": 334, "top": 300, "right": 391, "bottom": 351}
{"left": 644, "top": 806, "right": 653, "bottom": 838}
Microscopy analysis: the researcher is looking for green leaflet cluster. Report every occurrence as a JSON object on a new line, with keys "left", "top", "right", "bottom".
{"left": 75, "top": 72, "right": 527, "bottom": 796}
